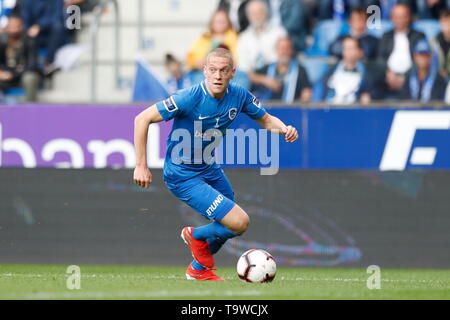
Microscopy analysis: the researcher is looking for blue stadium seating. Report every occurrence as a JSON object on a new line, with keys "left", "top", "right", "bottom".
{"left": 366, "top": 19, "right": 394, "bottom": 38}
{"left": 301, "top": 59, "right": 331, "bottom": 102}
{"left": 364, "top": 19, "right": 440, "bottom": 41}
{"left": 302, "top": 59, "right": 330, "bottom": 85}
{"left": 413, "top": 19, "right": 441, "bottom": 41}
{"left": 4, "top": 87, "right": 25, "bottom": 96}
{"left": 305, "top": 20, "right": 350, "bottom": 57}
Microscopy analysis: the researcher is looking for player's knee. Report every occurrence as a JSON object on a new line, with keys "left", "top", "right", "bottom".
{"left": 221, "top": 205, "right": 250, "bottom": 234}
{"left": 234, "top": 213, "right": 250, "bottom": 235}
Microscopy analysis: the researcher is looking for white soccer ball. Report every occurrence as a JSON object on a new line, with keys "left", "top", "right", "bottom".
{"left": 237, "top": 249, "right": 277, "bottom": 283}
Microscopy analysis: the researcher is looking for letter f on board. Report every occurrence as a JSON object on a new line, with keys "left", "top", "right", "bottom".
{"left": 380, "top": 111, "right": 450, "bottom": 171}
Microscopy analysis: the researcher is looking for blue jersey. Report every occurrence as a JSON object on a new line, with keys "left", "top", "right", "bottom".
{"left": 156, "top": 81, "right": 267, "bottom": 183}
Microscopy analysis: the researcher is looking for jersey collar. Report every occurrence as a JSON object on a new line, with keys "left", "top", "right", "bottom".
{"left": 201, "top": 81, "right": 229, "bottom": 101}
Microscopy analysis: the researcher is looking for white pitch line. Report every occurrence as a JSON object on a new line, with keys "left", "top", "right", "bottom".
{"left": 0, "top": 273, "right": 183, "bottom": 279}
{"left": 283, "top": 277, "right": 449, "bottom": 284}
{"left": 2, "top": 274, "right": 448, "bottom": 285}
{"left": 13, "top": 289, "right": 263, "bottom": 300}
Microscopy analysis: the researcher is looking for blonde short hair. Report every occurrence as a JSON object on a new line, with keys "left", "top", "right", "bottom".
{"left": 206, "top": 47, "right": 234, "bottom": 67}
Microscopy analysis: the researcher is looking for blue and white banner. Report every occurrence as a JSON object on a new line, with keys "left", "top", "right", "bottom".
{"left": 225, "top": 107, "right": 450, "bottom": 170}
{"left": 132, "top": 59, "right": 169, "bottom": 103}
{"left": 1, "top": 105, "right": 449, "bottom": 170}
{"left": 305, "top": 108, "right": 450, "bottom": 170}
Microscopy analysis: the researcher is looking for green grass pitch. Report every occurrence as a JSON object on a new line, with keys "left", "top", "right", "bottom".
{"left": 0, "top": 264, "right": 449, "bottom": 300}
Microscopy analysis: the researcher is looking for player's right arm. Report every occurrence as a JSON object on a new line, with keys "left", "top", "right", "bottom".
{"left": 133, "top": 87, "right": 198, "bottom": 188}
{"left": 133, "top": 104, "right": 164, "bottom": 189}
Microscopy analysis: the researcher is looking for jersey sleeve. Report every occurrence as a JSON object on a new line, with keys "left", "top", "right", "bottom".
{"left": 156, "top": 88, "right": 193, "bottom": 121}
{"left": 241, "top": 90, "right": 267, "bottom": 120}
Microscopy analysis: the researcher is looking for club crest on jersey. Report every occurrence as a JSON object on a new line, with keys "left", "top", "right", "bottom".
{"left": 228, "top": 108, "right": 238, "bottom": 120}
{"left": 163, "top": 97, "right": 178, "bottom": 112}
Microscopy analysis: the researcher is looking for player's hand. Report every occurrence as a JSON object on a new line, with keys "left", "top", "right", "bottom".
{"left": 281, "top": 125, "right": 299, "bottom": 143}
{"left": 133, "top": 166, "right": 152, "bottom": 189}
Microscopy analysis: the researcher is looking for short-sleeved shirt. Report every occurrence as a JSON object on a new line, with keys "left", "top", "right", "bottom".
{"left": 156, "top": 81, "right": 267, "bottom": 183}
{"left": 237, "top": 24, "right": 287, "bottom": 72}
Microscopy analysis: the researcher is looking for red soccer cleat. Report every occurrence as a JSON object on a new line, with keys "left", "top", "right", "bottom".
{"left": 180, "top": 226, "right": 214, "bottom": 268}
{"left": 185, "top": 263, "right": 224, "bottom": 281}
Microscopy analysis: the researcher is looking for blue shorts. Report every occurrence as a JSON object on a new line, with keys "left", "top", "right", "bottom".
{"left": 165, "top": 167, "right": 235, "bottom": 221}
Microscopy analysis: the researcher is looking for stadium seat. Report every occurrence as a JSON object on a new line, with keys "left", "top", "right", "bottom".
{"left": 366, "top": 19, "right": 394, "bottom": 38}
{"left": 305, "top": 20, "right": 350, "bottom": 57}
{"left": 301, "top": 60, "right": 331, "bottom": 102}
{"left": 413, "top": 19, "right": 441, "bottom": 41}
{"left": 4, "top": 87, "right": 25, "bottom": 96}
{"left": 1, "top": 87, "right": 25, "bottom": 103}
{"left": 302, "top": 59, "right": 330, "bottom": 85}
{"left": 312, "top": 81, "right": 327, "bottom": 103}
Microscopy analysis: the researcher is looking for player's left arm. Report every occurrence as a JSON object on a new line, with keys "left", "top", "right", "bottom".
{"left": 255, "top": 113, "right": 299, "bottom": 143}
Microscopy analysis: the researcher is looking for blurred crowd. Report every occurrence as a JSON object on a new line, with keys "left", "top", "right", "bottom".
{"left": 0, "top": 0, "right": 98, "bottom": 102}
{"left": 0, "top": 0, "right": 448, "bottom": 104}
{"left": 165, "top": 0, "right": 450, "bottom": 104}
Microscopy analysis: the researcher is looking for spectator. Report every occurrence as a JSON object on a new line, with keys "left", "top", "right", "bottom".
{"left": 403, "top": 39, "right": 447, "bottom": 101}
{"left": 322, "top": 36, "right": 371, "bottom": 103}
{"left": 316, "top": 0, "right": 350, "bottom": 20}
{"left": 416, "top": 0, "right": 448, "bottom": 19}
{"left": 315, "top": 0, "right": 400, "bottom": 20}
{"left": 0, "top": 0, "right": 17, "bottom": 31}
{"left": 0, "top": 14, "right": 41, "bottom": 101}
{"left": 76, "top": 0, "right": 99, "bottom": 13}
{"left": 165, "top": 53, "right": 192, "bottom": 95}
{"left": 432, "top": 9, "right": 450, "bottom": 78}
{"left": 218, "top": 0, "right": 250, "bottom": 33}
{"left": 378, "top": 1, "right": 416, "bottom": 20}
{"left": 330, "top": 7, "right": 380, "bottom": 61}
{"left": 263, "top": 0, "right": 308, "bottom": 52}
{"left": 21, "top": 0, "right": 79, "bottom": 72}
{"left": 366, "top": 67, "right": 408, "bottom": 101}
{"left": 237, "top": 0, "right": 286, "bottom": 73}
{"left": 20, "top": 0, "right": 53, "bottom": 59}
{"left": 249, "top": 37, "right": 311, "bottom": 103}
{"left": 378, "top": 3, "right": 426, "bottom": 74}
{"left": 186, "top": 9, "right": 238, "bottom": 71}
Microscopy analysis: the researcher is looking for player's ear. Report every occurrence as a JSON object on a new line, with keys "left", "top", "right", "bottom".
{"left": 230, "top": 67, "right": 236, "bottom": 79}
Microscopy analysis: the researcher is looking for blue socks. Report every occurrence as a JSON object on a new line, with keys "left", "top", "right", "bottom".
{"left": 207, "top": 237, "right": 227, "bottom": 255}
{"left": 190, "top": 221, "right": 238, "bottom": 271}
{"left": 192, "top": 221, "right": 237, "bottom": 241}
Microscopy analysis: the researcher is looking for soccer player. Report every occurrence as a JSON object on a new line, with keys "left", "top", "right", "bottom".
{"left": 133, "top": 48, "right": 298, "bottom": 281}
